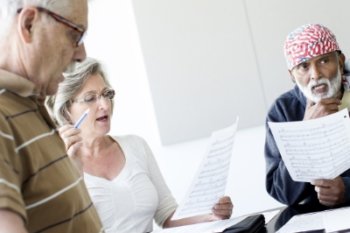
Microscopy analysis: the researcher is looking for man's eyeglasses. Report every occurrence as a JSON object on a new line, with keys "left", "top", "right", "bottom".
{"left": 17, "top": 7, "right": 86, "bottom": 47}
{"left": 72, "top": 88, "right": 115, "bottom": 105}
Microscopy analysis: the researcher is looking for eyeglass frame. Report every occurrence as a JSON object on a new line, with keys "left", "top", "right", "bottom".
{"left": 17, "top": 6, "right": 86, "bottom": 47}
{"left": 71, "top": 88, "right": 116, "bottom": 105}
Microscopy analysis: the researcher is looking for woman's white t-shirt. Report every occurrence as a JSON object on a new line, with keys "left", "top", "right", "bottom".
{"left": 84, "top": 135, "right": 177, "bottom": 233}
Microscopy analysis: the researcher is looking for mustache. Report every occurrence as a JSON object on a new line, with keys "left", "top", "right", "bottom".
{"left": 296, "top": 68, "right": 342, "bottom": 103}
{"left": 308, "top": 78, "right": 329, "bottom": 90}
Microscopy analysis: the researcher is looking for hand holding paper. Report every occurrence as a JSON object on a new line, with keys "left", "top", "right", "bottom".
{"left": 312, "top": 176, "right": 346, "bottom": 206}
{"left": 172, "top": 118, "right": 238, "bottom": 220}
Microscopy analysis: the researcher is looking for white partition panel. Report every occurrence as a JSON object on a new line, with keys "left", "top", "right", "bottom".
{"left": 132, "top": 0, "right": 266, "bottom": 144}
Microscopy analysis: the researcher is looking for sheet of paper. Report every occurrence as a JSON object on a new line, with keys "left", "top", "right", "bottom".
{"left": 277, "top": 206, "right": 350, "bottom": 233}
{"left": 172, "top": 118, "right": 238, "bottom": 219}
{"left": 152, "top": 216, "right": 245, "bottom": 233}
{"left": 268, "top": 109, "right": 350, "bottom": 182}
{"left": 323, "top": 207, "right": 350, "bottom": 232}
{"left": 276, "top": 211, "right": 323, "bottom": 233}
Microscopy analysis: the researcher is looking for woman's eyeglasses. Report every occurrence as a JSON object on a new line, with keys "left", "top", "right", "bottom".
{"left": 72, "top": 88, "right": 115, "bottom": 105}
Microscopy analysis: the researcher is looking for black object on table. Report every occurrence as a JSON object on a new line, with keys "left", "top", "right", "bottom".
{"left": 223, "top": 214, "right": 266, "bottom": 233}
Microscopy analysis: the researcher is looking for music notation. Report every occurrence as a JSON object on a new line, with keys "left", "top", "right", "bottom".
{"left": 172, "top": 118, "right": 238, "bottom": 219}
{"left": 268, "top": 109, "right": 350, "bottom": 182}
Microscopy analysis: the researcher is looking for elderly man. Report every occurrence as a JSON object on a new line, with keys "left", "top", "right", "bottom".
{"left": 0, "top": 1, "right": 103, "bottom": 233}
{"left": 265, "top": 23, "right": 350, "bottom": 207}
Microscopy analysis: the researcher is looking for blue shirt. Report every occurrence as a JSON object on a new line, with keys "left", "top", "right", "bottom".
{"left": 265, "top": 85, "right": 350, "bottom": 206}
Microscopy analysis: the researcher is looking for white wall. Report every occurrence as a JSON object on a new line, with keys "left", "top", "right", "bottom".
{"left": 132, "top": 0, "right": 268, "bottom": 145}
{"left": 86, "top": 0, "right": 160, "bottom": 147}
{"left": 130, "top": 0, "right": 350, "bottom": 145}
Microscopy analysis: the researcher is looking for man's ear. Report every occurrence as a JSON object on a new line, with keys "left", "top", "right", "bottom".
{"left": 288, "top": 70, "right": 296, "bottom": 83}
{"left": 17, "top": 7, "right": 39, "bottom": 43}
{"left": 338, "top": 52, "right": 346, "bottom": 74}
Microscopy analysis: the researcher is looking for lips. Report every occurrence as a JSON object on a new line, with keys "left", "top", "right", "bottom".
{"left": 312, "top": 83, "right": 328, "bottom": 94}
{"left": 96, "top": 115, "right": 108, "bottom": 121}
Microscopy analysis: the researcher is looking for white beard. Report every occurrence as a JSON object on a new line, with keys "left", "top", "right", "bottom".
{"left": 295, "top": 68, "right": 342, "bottom": 103}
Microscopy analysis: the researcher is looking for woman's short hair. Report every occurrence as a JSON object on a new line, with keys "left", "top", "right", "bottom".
{"left": 47, "top": 57, "right": 112, "bottom": 126}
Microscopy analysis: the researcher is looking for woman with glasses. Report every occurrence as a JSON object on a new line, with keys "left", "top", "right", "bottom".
{"left": 47, "top": 57, "right": 233, "bottom": 233}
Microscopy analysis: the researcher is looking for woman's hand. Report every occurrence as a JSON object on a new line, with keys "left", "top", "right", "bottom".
{"left": 163, "top": 196, "right": 234, "bottom": 228}
{"left": 58, "top": 125, "right": 84, "bottom": 174}
{"left": 211, "top": 196, "right": 233, "bottom": 220}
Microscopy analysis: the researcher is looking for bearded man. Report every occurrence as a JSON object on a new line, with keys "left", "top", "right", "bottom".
{"left": 264, "top": 23, "right": 350, "bottom": 208}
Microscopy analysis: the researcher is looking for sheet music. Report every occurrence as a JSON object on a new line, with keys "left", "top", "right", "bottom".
{"left": 277, "top": 206, "right": 350, "bottom": 233}
{"left": 268, "top": 109, "right": 350, "bottom": 182}
{"left": 172, "top": 118, "right": 238, "bottom": 219}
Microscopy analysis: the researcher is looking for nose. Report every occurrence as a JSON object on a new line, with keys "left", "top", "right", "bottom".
{"left": 72, "top": 43, "right": 87, "bottom": 62}
{"left": 309, "top": 63, "right": 322, "bottom": 81}
{"left": 96, "top": 96, "right": 110, "bottom": 110}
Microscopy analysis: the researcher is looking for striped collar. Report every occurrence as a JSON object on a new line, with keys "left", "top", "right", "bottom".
{"left": 0, "top": 69, "right": 57, "bottom": 128}
{"left": 0, "top": 69, "right": 40, "bottom": 97}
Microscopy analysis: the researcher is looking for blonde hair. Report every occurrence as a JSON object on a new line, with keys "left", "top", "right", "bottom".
{"left": 47, "top": 57, "right": 112, "bottom": 126}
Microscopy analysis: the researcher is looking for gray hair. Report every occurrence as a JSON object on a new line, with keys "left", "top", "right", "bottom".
{"left": 47, "top": 57, "right": 112, "bottom": 126}
{"left": 0, "top": 0, "right": 72, "bottom": 42}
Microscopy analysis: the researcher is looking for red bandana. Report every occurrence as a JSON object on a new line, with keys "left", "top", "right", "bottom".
{"left": 284, "top": 24, "right": 340, "bottom": 70}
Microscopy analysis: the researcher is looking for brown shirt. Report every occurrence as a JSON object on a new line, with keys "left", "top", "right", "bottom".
{"left": 0, "top": 69, "right": 104, "bottom": 233}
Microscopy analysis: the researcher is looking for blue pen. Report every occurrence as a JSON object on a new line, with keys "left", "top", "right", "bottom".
{"left": 74, "top": 109, "right": 90, "bottom": 128}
